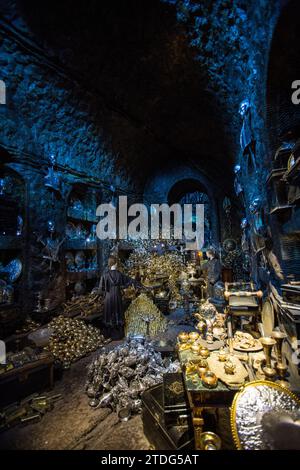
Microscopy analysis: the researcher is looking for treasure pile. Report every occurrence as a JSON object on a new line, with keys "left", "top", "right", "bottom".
{"left": 62, "top": 291, "right": 104, "bottom": 318}
{"left": 0, "top": 347, "right": 41, "bottom": 374}
{"left": 125, "top": 250, "right": 186, "bottom": 300}
{"left": 86, "top": 337, "right": 180, "bottom": 416}
{"left": 44, "top": 316, "right": 107, "bottom": 369}
{"left": 0, "top": 393, "right": 61, "bottom": 431}
{"left": 125, "top": 293, "right": 167, "bottom": 337}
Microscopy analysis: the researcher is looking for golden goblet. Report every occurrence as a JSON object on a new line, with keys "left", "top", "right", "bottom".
{"left": 199, "top": 432, "right": 222, "bottom": 450}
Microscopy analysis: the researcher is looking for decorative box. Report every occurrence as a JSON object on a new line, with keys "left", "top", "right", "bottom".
{"left": 141, "top": 383, "right": 194, "bottom": 450}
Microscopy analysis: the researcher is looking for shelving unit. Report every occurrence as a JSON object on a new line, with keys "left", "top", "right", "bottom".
{"left": 266, "top": 168, "right": 294, "bottom": 215}
{"left": 269, "top": 141, "right": 300, "bottom": 282}
{"left": 284, "top": 155, "right": 300, "bottom": 183}
{"left": 64, "top": 184, "right": 100, "bottom": 301}
{"left": 0, "top": 169, "right": 26, "bottom": 338}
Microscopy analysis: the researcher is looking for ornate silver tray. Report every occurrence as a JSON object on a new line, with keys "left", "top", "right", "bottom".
{"left": 231, "top": 380, "right": 300, "bottom": 450}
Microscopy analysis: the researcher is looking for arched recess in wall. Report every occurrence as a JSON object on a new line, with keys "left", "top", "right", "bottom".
{"left": 143, "top": 165, "right": 220, "bottom": 247}
{"left": 168, "top": 178, "right": 213, "bottom": 249}
{"left": 266, "top": 0, "right": 300, "bottom": 280}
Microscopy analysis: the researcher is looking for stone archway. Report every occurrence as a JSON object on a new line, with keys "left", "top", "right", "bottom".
{"left": 143, "top": 165, "right": 220, "bottom": 246}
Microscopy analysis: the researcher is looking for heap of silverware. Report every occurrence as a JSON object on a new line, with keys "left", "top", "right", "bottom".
{"left": 86, "top": 337, "right": 180, "bottom": 417}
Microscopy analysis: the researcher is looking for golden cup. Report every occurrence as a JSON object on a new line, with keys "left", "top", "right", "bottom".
{"left": 199, "top": 432, "right": 222, "bottom": 450}
{"left": 275, "top": 361, "right": 288, "bottom": 379}
{"left": 196, "top": 318, "right": 207, "bottom": 337}
{"left": 276, "top": 380, "right": 291, "bottom": 389}
{"left": 178, "top": 342, "right": 191, "bottom": 351}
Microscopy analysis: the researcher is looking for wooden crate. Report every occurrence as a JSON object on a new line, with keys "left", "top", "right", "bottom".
{"left": 0, "top": 354, "right": 54, "bottom": 407}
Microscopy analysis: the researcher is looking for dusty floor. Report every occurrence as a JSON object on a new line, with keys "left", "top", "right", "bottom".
{"left": 0, "top": 311, "right": 234, "bottom": 450}
{"left": 0, "top": 350, "right": 151, "bottom": 450}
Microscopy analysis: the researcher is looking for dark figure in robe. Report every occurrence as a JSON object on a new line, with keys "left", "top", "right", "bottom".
{"left": 205, "top": 249, "right": 222, "bottom": 298}
{"left": 99, "top": 255, "right": 142, "bottom": 340}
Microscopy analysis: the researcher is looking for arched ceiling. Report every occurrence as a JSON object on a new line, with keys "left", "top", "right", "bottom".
{"left": 15, "top": 0, "right": 232, "bottom": 190}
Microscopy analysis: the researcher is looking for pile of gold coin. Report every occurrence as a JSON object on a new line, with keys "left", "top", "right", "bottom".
{"left": 125, "top": 293, "right": 167, "bottom": 337}
{"left": 45, "top": 316, "right": 105, "bottom": 369}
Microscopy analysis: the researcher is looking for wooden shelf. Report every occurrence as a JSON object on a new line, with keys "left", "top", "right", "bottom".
{"left": 65, "top": 186, "right": 101, "bottom": 304}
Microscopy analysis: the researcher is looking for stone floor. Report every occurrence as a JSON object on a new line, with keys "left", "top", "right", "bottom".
{"left": 0, "top": 309, "right": 234, "bottom": 450}
{"left": 0, "top": 350, "right": 151, "bottom": 450}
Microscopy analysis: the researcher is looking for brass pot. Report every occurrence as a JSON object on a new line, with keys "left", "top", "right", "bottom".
{"left": 218, "top": 349, "right": 228, "bottom": 362}
{"left": 191, "top": 343, "right": 201, "bottom": 355}
{"left": 185, "top": 361, "right": 198, "bottom": 376}
{"left": 178, "top": 331, "right": 189, "bottom": 343}
{"left": 224, "top": 359, "right": 236, "bottom": 375}
{"left": 189, "top": 331, "right": 200, "bottom": 342}
{"left": 197, "top": 359, "right": 209, "bottom": 377}
{"left": 199, "top": 346, "right": 210, "bottom": 359}
{"left": 201, "top": 371, "right": 218, "bottom": 389}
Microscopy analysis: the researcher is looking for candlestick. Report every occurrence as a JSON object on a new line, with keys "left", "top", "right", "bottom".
{"left": 260, "top": 336, "right": 276, "bottom": 379}
{"left": 271, "top": 330, "right": 287, "bottom": 364}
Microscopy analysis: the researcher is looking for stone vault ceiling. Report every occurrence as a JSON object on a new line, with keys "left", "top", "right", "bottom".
{"left": 13, "top": 0, "right": 232, "bottom": 190}
{"left": 1, "top": 0, "right": 286, "bottom": 195}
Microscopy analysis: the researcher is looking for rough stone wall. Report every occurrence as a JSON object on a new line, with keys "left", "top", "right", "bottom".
{"left": 163, "top": 0, "right": 281, "bottom": 209}
{"left": 0, "top": 31, "right": 133, "bottom": 190}
{"left": 162, "top": 0, "right": 299, "bottom": 283}
{"left": 0, "top": 6, "right": 140, "bottom": 323}
{"left": 1, "top": 0, "right": 297, "bottom": 302}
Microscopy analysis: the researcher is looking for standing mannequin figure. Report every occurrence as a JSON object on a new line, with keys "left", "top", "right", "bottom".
{"left": 205, "top": 249, "right": 222, "bottom": 298}
{"left": 99, "top": 255, "right": 142, "bottom": 340}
